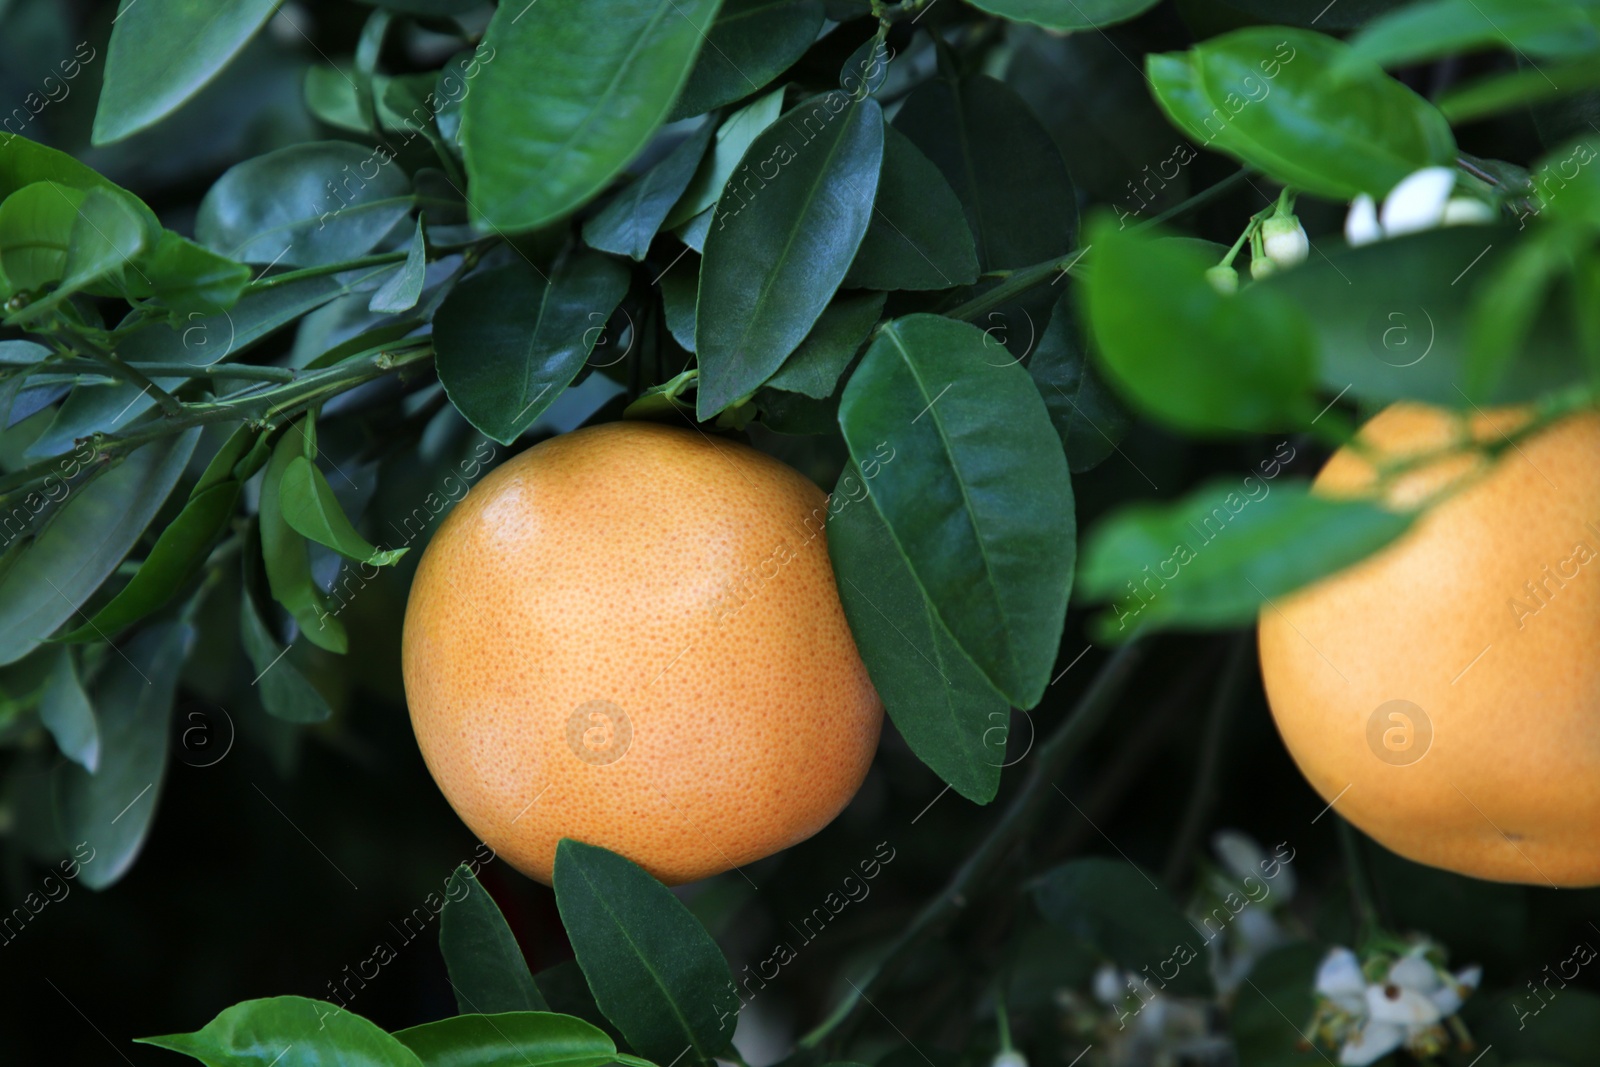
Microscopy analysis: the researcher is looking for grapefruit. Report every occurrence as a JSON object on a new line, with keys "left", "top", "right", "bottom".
{"left": 1260, "top": 402, "right": 1600, "bottom": 886}
{"left": 402, "top": 421, "right": 882, "bottom": 885}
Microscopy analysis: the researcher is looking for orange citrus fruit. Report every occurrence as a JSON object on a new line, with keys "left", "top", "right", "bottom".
{"left": 1259, "top": 402, "right": 1600, "bottom": 886}
{"left": 402, "top": 421, "right": 883, "bottom": 885}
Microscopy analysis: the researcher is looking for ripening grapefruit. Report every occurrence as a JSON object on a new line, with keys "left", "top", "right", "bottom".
{"left": 1259, "top": 402, "right": 1600, "bottom": 886}
{"left": 402, "top": 421, "right": 883, "bottom": 885}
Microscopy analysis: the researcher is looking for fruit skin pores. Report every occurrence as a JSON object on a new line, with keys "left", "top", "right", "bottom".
{"left": 1259, "top": 403, "right": 1600, "bottom": 886}
{"left": 402, "top": 422, "right": 883, "bottom": 885}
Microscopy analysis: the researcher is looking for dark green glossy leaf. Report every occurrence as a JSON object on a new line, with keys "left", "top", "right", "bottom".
{"left": 964, "top": 0, "right": 1160, "bottom": 30}
{"left": 1230, "top": 943, "right": 1327, "bottom": 1067}
{"left": 138, "top": 996, "right": 424, "bottom": 1066}
{"left": 371, "top": 219, "right": 427, "bottom": 313}
{"left": 280, "top": 456, "right": 406, "bottom": 567}
{"left": 395, "top": 1013, "right": 618, "bottom": 1067}
{"left": 0, "top": 136, "right": 161, "bottom": 233}
{"left": 1345, "top": 0, "right": 1596, "bottom": 70}
{"left": 1034, "top": 858, "right": 1209, "bottom": 997}
{"left": 660, "top": 259, "right": 700, "bottom": 351}
{"left": 840, "top": 33, "right": 892, "bottom": 97}
{"left": 1029, "top": 291, "right": 1132, "bottom": 474}
{"left": 56, "top": 480, "right": 238, "bottom": 642}
{"left": 304, "top": 67, "right": 434, "bottom": 135}
{"left": 552, "top": 839, "right": 739, "bottom": 1066}
{"left": 828, "top": 463, "right": 1006, "bottom": 803}
{"left": 844, "top": 126, "right": 978, "bottom": 291}
{"left": 670, "top": 0, "right": 826, "bottom": 120}
{"left": 239, "top": 582, "right": 333, "bottom": 725}
{"left": 0, "top": 429, "right": 200, "bottom": 666}
{"left": 93, "top": 0, "right": 281, "bottom": 144}
{"left": 584, "top": 122, "right": 715, "bottom": 261}
{"left": 462, "top": 0, "right": 722, "bottom": 232}
{"left": 54, "top": 623, "right": 189, "bottom": 890}
{"left": 435, "top": 256, "right": 631, "bottom": 445}
{"left": 665, "top": 88, "right": 785, "bottom": 229}
{"left": 440, "top": 864, "right": 548, "bottom": 1015}
{"left": 1085, "top": 218, "right": 1316, "bottom": 434}
{"left": 696, "top": 93, "right": 883, "bottom": 417}
{"left": 1147, "top": 29, "right": 1455, "bottom": 200}
{"left": 893, "top": 75, "right": 1076, "bottom": 271}
{"left": 120, "top": 230, "right": 252, "bottom": 317}
{"left": 196, "top": 142, "right": 414, "bottom": 266}
{"left": 260, "top": 422, "right": 347, "bottom": 655}
{"left": 837, "top": 314, "right": 1075, "bottom": 709}
{"left": 39, "top": 650, "right": 98, "bottom": 772}
{"left": 765, "top": 291, "right": 883, "bottom": 398}
{"left": 1076, "top": 479, "right": 1413, "bottom": 641}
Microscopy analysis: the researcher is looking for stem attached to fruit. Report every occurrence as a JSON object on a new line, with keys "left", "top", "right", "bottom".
{"left": 796, "top": 642, "right": 1146, "bottom": 1053}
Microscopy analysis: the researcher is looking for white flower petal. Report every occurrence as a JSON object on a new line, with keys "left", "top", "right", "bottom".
{"left": 1316, "top": 948, "right": 1368, "bottom": 1014}
{"left": 1432, "top": 964, "right": 1484, "bottom": 1016}
{"left": 1346, "top": 195, "right": 1382, "bottom": 246}
{"left": 1092, "top": 963, "right": 1125, "bottom": 1005}
{"left": 1366, "top": 983, "right": 1442, "bottom": 1026}
{"left": 1380, "top": 166, "right": 1455, "bottom": 236}
{"left": 1212, "top": 829, "right": 1268, "bottom": 882}
{"left": 1388, "top": 953, "right": 1441, "bottom": 994}
{"left": 1340, "top": 1020, "right": 1408, "bottom": 1066}
{"left": 991, "top": 1050, "right": 1028, "bottom": 1067}
{"left": 1442, "top": 197, "right": 1496, "bottom": 226}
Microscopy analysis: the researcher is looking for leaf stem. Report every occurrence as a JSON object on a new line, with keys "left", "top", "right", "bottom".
{"left": 1336, "top": 815, "right": 1381, "bottom": 946}
{"left": 796, "top": 642, "right": 1145, "bottom": 1053}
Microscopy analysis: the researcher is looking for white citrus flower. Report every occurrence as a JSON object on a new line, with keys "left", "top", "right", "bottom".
{"left": 1313, "top": 945, "right": 1482, "bottom": 1066}
{"left": 1345, "top": 167, "right": 1495, "bottom": 246}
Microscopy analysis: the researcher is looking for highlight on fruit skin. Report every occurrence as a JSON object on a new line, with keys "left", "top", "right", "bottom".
{"left": 401, "top": 421, "right": 884, "bottom": 886}
{"left": 1259, "top": 402, "right": 1600, "bottom": 887}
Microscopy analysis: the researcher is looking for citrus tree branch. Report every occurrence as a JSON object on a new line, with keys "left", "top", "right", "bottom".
{"left": 796, "top": 641, "right": 1146, "bottom": 1053}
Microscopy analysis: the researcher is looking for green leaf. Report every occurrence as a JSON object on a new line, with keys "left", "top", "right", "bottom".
{"left": 434, "top": 256, "right": 632, "bottom": 445}
{"left": 138, "top": 996, "right": 425, "bottom": 1066}
{"left": 304, "top": 67, "right": 434, "bottom": 135}
{"left": 54, "top": 623, "right": 190, "bottom": 890}
{"left": 55, "top": 186, "right": 150, "bottom": 304}
{"left": 660, "top": 260, "right": 700, "bottom": 351}
{"left": 552, "top": 839, "right": 739, "bottom": 1066}
{"left": 38, "top": 650, "right": 98, "bottom": 773}
{"left": 0, "top": 181, "right": 83, "bottom": 292}
{"left": 1028, "top": 291, "right": 1132, "bottom": 474}
{"left": 196, "top": 142, "right": 414, "bottom": 266}
{"left": 440, "top": 864, "right": 548, "bottom": 1015}
{"left": 844, "top": 125, "right": 978, "bottom": 291}
{"left": 1345, "top": 0, "right": 1597, "bottom": 71}
{"left": 584, "top": 122, "right": 716, "bottom": 261}
{"left": 0, "top": 136, "right": 161, "bottom": 234}
{"left": 462, "top": 0, "right": 723, "bottom": 232}
{"left": 280, "top": 456, "right": 405, "bottom": 567}
{"left": 665, "top": 88, "right": 785, "bottom": 229}
{"left": 1085, "top": 219, "right": 1316, "bottom": 434}
{"left": 828, "top": 463, "right": 1006, "bottom": 803}
{"left": 93, "top": 0, "right": 281, "bottom": 144}
{"left": 119, "top": 230, "right": 252, "bottom": 317}
{"left": 395, "top": 1013, "right": 620, "bottom": 1067}
{"left": 962, "top": 0, "right": 1160, "bottom": 30}
{"left": 1217, "top": 0, "right": 1409, "bottom": 28}
{"left": 837, "top": 314, "right": 1075, "bottom": 709}
{"left": 1439, "top": 59, "right": 1600, "bottom": 123}
{"left": 370, "top": 218, "right": 427, "bottom": 314}
{"left": 670, "top": 0, "right": 826, "bottom": 120}
{"left": 893, "top": 75, "right": 1077, "bottom": 271}
{"left": 260, "top": 422, "right": 347, "bottom": 656}
{"left": 696, "top": 93, "right": 884, "bottom": 418}
{"left": 239, "top": 582, "right": 333, "bottom": 725}
{"left": 55, "top": 480, "right": 239, "bottom": 642}
{"left": 1147, "top": 29, "right": 1456, "bottom": 201}
{"left": 0, "top": 429, "right": 200, "bottom": 666}
{"left": 1252, "top": 224, "right": 1588, "bottom": 407}
{"left": 1076, "top": 479, "right": 1413, "bottom": 641}
{"left": 765, "top": 291, "right": 884, "bottom": 398}
{"left": 1230, "top": 943, "right": 1327, "bottom": 1067}
{"left": 1033, "top": 858, "right": 1209, "bottom": 997}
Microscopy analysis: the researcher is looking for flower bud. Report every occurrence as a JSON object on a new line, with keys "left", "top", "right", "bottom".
{"left": 1250, "top": 255, "right": 1277, "bottom": 280}
{"left": 1442, "top": 197, "right": 1495, "bottom": 226}
{"left": 1205, "top": 264, "right": 1239, "bottom": 294}
{"left": 1262, "top": 216, "right": 1309, "bottom": 267}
